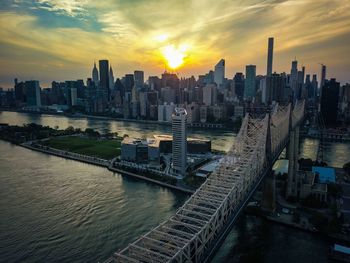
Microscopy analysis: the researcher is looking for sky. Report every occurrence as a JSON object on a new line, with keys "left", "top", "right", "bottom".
{"left": 0, "top": 0, "right": 349, "bottom": 88}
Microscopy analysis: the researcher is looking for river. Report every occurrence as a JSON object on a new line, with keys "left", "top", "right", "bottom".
{"left": 0, "top": 111, "right": 349, "bottom": 262}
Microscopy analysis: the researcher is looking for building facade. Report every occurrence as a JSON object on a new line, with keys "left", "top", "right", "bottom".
{"left": 172, "top": 108, "right": 187, "bottom": 177}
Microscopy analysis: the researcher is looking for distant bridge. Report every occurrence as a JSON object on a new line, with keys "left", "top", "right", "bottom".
{"left": 107, "top": 101, "right": 305, "bottom": 263}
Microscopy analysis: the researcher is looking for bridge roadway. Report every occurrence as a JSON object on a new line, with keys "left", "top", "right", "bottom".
{"left": 107, "top": 101, "right": 305, "bottom": 263}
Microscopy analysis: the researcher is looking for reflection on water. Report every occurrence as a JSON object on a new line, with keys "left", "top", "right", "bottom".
{"left": 0, "top": 141, "right": 186, "bottom": 262}
{"left": 0, "top": 111, "right": 235, "bottom": 152}
{"left": 0, "top": 111, "right": 349, "bottom": 262}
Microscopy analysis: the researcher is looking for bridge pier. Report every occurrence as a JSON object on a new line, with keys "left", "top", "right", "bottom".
{"left": 286, "top": 125, "right": 300, "bottom": 199}
{"left": 262, "top": 169, "right": 276, "bottom": 212}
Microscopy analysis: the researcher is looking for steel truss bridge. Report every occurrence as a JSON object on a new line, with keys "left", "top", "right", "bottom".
{"left": 109, "top": 101, "right": 305, "bottom": 263}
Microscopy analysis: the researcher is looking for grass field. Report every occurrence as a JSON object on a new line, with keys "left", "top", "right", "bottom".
{"left": 42, "top": 136, "right": 121, "bottom": 160}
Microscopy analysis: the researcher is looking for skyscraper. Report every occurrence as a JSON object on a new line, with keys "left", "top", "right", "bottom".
{"left": 290, "top": 60, "right": 298, "bottom": 100}
{"left": 320, "top": 64, "right": 326, "bottom": 101}
{"left": 320, "top": 78, "right": 339, "bottom": 127}
{"left": 99, "top": 59, "right": 109, "bottom": 98}
{"left": 264, "top": 73, "right": 286, "bottom": 103}
{"left": 109, "top": 66, "right": 115, "bottom": 91}
{"left": 244, "top": 65, "right": 256, "bottom": 100}
{"left": 172, "top": 107, "right": 187, "bottom": 177}
{"left": 134, "top": 70, "right": 144, "bottom": 90}
{"left": 321, "top": 64, "right": 326, "bottom": 89}
{"left": 267, "top": 37, "right": 274, "bottom": 76}
{"left": 25, "top": 80, "right": 41, "bottom": 107}
{"left": 311, "top": 74, "right": 318, "bottom": 97}
{"left": 92, "top": 62, "right": 99, "bottom": 86}
{"left": 214, "top": 59, "right": 225, "bottom": 87}
{"left": 202, "top": 84, "right": 217, "bottom": 106}
{"left": 233, "top": 72, "right": 245, "bottom": 99}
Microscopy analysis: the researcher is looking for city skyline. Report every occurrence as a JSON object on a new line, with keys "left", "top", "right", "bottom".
{"left": 1, "top": 0, "right": 350, "bottom": 88}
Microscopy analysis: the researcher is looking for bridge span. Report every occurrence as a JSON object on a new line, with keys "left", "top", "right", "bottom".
{"left": 107, "top": 101, "right": 305, "bottom": 263}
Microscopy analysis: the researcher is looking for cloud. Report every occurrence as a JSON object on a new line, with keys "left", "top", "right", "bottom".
{"left": 0, "top": 0, "right": 350, "bottom": 88}
{"left": 35, "top": 0, "right": 88, "bottom": 17}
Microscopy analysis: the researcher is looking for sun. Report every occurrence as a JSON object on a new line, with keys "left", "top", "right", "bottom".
{"left": 161, "top": 44, "right": 189, "bottom": 69}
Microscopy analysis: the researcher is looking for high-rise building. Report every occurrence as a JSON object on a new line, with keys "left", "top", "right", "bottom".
{"left": 267, "top": 37, "right": 274, "bottom": 76}
{"left": 320, "top": 78, "right": 339, "bottom": 127}
{"left": 14, "top": 79, "right": 26, "bottom": 104}
{"left": 124, "top": 74, "right": 135, "bottom": 93}
{"left": 70, "top": 87, "right": 77, "bottom": 106}
{"left": 25, "top": 80, "right": 41, "bottom": 107}
{"left": 305, "top": 74, "right": 315, "bottom": 99}
{"left": 172, "top": 107, "right": 187, "bottom": 177}
{"left": 297, "top": 70, "right": 304, "bottom": 99}
{"left": 92, "top": 62, "right": 99, "bottom": 86}
{"left": 99, "top": 59, "right": 109, "bottom": 98}
{"left": 311, "top": 75, "right": 318, "bottom": 97}
{"left": 109, "top": 66, "right": 115, "bottom": 91}
{"left": 148, "top": 76, "right": 161, "bottom": 92}
{"left": 214, "top": 59, "right": 225, "bottom": 87}
{"left": 265, "top": 73, "right": 286, "bottom": 103}
{"left": 202, "top": 84, "right": 217, "bottom": 106}
{"left": 134, "top": 70, "right": 144, "bottom": 90}
{"left": 320, "top": 64, "right": 326, "bottom": 100}
{"left": 233, "top": 72, "right": 245, "bottom": 99}
{"left": 290, "top": 60, "right": 298, "bottom": 100}
{"left": 320, "top": 64, "right": 326, "bottom": 89}
{"left": 244, "top": 65, "right": 256, "bottom": 100}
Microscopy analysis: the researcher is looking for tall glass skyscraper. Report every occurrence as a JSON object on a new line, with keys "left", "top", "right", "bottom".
{"left": 25, "top": 80, "right": 41, "bottom": 107}
{"left": 214, "top": 59, "right": 225, "bottom": 88}
{"left": 244, "top": 65, "right": 256, "bottom": 100}
{"left": 99, "top": 59, "right": 109, "bottom": 98}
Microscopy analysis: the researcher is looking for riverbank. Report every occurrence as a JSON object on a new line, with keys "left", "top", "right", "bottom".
{"left": 108, "top": 166, "right": 194, "bottom": 194}
{"left": 0, "top": 108, "right": 231, "bottom": 130}
{"left": 20, "top": 141, "right": 194, "bottom": 195}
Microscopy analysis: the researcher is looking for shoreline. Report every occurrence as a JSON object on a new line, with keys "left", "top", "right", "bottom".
{"left": 0, "top": 108, "right": 232, "bottom": 130}
{"left": 18, "top": 141, "right": 194, "bottom": 195}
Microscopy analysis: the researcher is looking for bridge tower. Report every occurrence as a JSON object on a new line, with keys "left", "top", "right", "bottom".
{"left": 262, "top": 111, "right": 276, "bottom": 211}
{"left": 286, "top": 105, "right": 300, "bottom": 199}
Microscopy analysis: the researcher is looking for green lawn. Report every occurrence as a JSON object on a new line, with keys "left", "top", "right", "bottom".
{"left": 42, "top": 136, "right": 121, "bottom": 160}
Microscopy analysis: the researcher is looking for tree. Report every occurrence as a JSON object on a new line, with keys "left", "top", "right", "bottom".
{"left": 65, "top": 126, "right": 75, "bottom": 134}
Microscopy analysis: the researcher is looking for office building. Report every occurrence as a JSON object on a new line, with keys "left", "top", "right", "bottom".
{"left": 99, "top": 59, "right": 109, "bottom": 98}
{"left": 14, "top": 80, "right": 26, "bottom": 105}
{"left": 121, "top": 137, "right": 148, "bottom": 163}
{"left": 311, "top": 75, "right": 318, "bottom": 97}
{"left": 233, "top": 72, "right": 245, "bottom": 99}
{"left": 25, "top": 80, "right": 41, "bottom": 107}
{"left": 109, "top": 66, "right": 114, "bottom": 91}
{"left": 290, "top": 60, "right": 298, "bottom": 100}
{"left": 203, "top": 84, "right": 217, "bottom": 106}
{"left": 267, "top": 37, "right": 274, "bottom": 76}
{"left": 172, "top": 107, "right": 187, "bottom": 177}
{"left": 92, "top": 62, "right": 99, "bottom": 86}
{"left": 214, "top": 59, "right": 225, "bottom": 87}
{"left": 134, "top": 70, "right": 144, "bottom": 90}
{"left": 321, "top": 64, "right": 326, "bottom": 89}
{"left": 320, "top": 78, "right": 340, "bottom": 127}
{"left": 244, "top": 65, "right": 256, "bottom": 100}
{"left": 124, "top": 74, "right": 134, "bottom": 93}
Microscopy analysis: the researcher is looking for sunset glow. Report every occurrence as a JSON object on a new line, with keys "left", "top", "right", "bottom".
{"left": 0, "top": 0, "right": 349, "bottom": 87}
{"left": 161, "top": 44, "right": 189, "bottom": 69}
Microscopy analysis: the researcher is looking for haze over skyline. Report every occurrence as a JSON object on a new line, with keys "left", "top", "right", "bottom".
{"left": 1, "top": 0, "right": 350, "bottom": 88}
